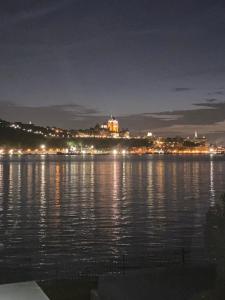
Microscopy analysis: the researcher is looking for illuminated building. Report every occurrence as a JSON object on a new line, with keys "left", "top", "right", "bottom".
{"left": 120, "top": 129, "right": 130, "bottom": 139}
{"left": 107, "top": 116, "right": 119, "bottom": 133}
{"left": 100, "top": 124, "right": 108, "bottom": 129}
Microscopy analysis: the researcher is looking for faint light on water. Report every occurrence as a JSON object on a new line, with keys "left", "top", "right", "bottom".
{"left": 40, "top": 162, "right": 47, "bottom": 225}
{"left": 55, "top": 164, "right": 61, "bottom": 210}
{"left": 210, "top": 158, "right": 215, "bottom": 206}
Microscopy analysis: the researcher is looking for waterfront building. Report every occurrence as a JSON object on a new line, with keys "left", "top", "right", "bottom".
{"left": 120, "top": 129, "right": 130, "bottom": 139}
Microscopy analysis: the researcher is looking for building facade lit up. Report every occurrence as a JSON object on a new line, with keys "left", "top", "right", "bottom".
{"left": 107, "top": 116, "right": 119, "bottom": 133}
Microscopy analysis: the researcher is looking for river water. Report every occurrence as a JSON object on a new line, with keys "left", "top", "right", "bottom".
{"left": 0, "top": 154, "right": 224, "bottom": 279}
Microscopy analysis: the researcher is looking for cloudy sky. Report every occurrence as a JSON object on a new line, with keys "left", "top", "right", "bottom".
{"left": 0, "top": 0, "right": 225, "bottom": 141}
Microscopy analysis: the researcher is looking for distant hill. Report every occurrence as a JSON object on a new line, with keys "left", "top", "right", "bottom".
{"left": 0, "top": 118, "right": 151, "bottom": 149}
{"left": 0, "top": 118, "right": 71, "bottom": 148}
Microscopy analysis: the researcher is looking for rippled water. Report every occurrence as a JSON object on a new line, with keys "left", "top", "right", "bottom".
{"left": 0, "top": 154, "right": 224, "bottom": 279}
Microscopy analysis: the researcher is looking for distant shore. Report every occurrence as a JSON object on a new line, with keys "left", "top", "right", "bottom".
{"left": 0, "top": 151, "right": 224, "bottom": 156}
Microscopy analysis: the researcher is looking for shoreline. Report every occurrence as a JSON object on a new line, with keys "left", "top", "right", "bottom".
{"left": 0, "top": 152, "right": 224, "bottom": 156}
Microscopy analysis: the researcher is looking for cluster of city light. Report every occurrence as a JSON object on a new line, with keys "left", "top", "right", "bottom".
{"left": 8, "top": 123, "right": 73, "bottom": 138}
{"left": 10, "top": 124, "right": 21, "bottom": 129}
{"left": 0, "top": 145, "right": 48, "bottom": 155}
{"left": 0, "top": 147, "right": 221, "bottom": 155}
{"left": 1, "top": 147, "right": 129, "bottom": 155}
{"left": 5, "top": 116, "right": 131, "bottom": 140}
{"left": 112, "top": 149, "right": 127, "bottom": 155}
{"left": 0, "top": 144, "right": 225, "bottom": 156}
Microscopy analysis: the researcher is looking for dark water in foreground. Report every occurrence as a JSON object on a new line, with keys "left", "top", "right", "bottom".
{"left": 0, "top": 154, "right": 224, "bottom": 278}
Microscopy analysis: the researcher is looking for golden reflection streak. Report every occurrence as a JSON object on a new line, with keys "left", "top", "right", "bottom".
{"left": 112, "top": 160, "right": 119, "bottom": 202}
{"left": 111, "top": 159, "right": 120, "bottom": 253}
{"left": 9, "top": 164, "right": 13, "bottom": 197}
{"left": 38, "top": 161, "right": 48, "bottom": 265}
{"left": 27, "top": 164, "right": 33, "bottom": 200}
{"left": 55, "top": 163, "right": 61, "bottom": 208}
{"left": 39, "top": 162, "right": 46, "bottom": 231}
{"left": 171, "top": 162, "right": 177, "bottom": 196}
{"left": 122, "top": 160, "right": 127, "bottom": 200}
{"left": 17, "top": 162, "right": 21, "bottom": 202}
{"left": 156, "top": 160, "right": 165, "bottom": 196}
{"left": 50, "top": 163, "right": 61, "bottom": 228}
{"left": 147, "top": 160, "right": 153, "bottom": 206}
{"left": 90, "top": 160, "right": 94, "bottom": 203}
{"left": 7, "top": 164, "right": 13, "bottom": 215}
{"left": 82, "top": 161, "right": 88, "bottom": 200}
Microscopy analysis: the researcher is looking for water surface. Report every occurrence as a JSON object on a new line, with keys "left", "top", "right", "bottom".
{"left": 0, "top": 154, "right": 224, "bottom": 278}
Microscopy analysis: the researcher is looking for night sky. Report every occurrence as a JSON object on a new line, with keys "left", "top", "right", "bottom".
{"left": 1, "top": 0, "right": 225, "bottom": 141}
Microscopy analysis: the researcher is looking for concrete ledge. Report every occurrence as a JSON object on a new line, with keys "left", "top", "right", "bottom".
{"left": 0, "top": 281, "right": 49, "bottom": 300}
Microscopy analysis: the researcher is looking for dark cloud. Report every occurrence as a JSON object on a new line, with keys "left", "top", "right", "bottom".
{"left": 147, "top": 101, "right": 225, "bottom": 142}
{"left": 173, "top": 87, "right": 192, "bottom": 92}
{"left": 145, "top": 101, "right": 225, "bottom": 143}
{"left": 0, "top": 102, "right": 101, "bottom": 129}
{"left": 1, "top": 0, "right": 225, "bottom": 117}
{"left": 215, "top": 91, "right": 224, "bottom": 95}
{"left": 1, "top": 100, "right": 225, "bottom": 143}
{"left": 205, "top": 98, "right": 218, "bottom": 103}
{"left": 208, "top": 90, "right": 224, "bottom": 96}
{"left": 0, "top": 0, "right": 74, "bottom": 26}
{"left": 0, "top": 0, "right": 225, "bottom": 142}
{"left": 152, "top": 101, "right": 225, "bottom": 126}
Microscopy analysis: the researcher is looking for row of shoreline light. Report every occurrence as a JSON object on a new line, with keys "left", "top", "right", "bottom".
{"left": 0, "top": 147, "right": 221, "bottom": 156}
{"left": 0, "top": 145, "right": 127, "bottom": 155}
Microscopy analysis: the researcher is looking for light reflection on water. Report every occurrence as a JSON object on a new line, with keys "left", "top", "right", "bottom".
{"left": 0, "top": 155, "right": 224, "bottom": 274}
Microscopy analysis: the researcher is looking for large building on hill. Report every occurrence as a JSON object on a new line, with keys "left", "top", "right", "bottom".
{"left": 107, "top": 116, "right": 119, "bottom": 133}
{"left": 72, "top": 116, "right": 129, "bottom": 139}
{"left": 98, "top": 116, "right": 129, "bottom": 138}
